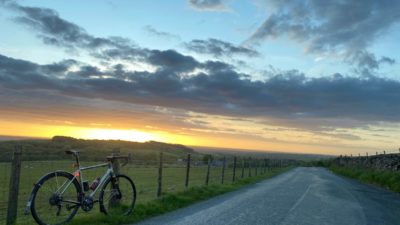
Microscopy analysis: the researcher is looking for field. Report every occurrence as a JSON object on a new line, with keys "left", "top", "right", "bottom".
{"left": 0, "top": 158, "right": 253, "bottom": 224}
{"left": 0, "top": 137, "right": 295, "bottom": 224}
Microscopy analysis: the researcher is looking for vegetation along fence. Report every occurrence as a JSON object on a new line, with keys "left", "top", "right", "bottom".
{"left": 333, "top": 149, "right": 400, "bottom": 171}
{"left": 0, "top": 145, "right": 294, "bottom": 225}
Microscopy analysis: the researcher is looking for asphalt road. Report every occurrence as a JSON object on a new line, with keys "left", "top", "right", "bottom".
{"left": 135, "top": 167, "right": 400, "bottom": 225}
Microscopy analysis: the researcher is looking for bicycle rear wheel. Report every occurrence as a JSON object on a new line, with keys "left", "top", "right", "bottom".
{"left": 30, "top": 171, "right": 81, "bottom": 225}
{"left": 99, "top": 174, "right": 136, "bottom": 216}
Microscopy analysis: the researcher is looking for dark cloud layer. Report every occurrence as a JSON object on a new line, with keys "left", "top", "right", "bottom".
{"left": 1, "top": 54, "right": 399, "bottom": 127}
{"left": 249, "top": 0, "right": 399, "bottom": 70}
{"left": 148, "top": 50, "right": 199, "bottom": 72}
{"left": 185, "top": 38, "right": 260, "bottom": 58}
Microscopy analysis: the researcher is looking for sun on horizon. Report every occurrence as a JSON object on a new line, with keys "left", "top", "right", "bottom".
{"left": 79, "top": 128, "right": 162, "bottom": 143}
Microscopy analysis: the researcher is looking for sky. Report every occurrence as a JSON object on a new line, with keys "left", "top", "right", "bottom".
{"left": 0, "top": 0, "right": 399, "bottom": 155}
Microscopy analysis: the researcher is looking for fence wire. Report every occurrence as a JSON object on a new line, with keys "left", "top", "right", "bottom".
{"left": 0, "top": 152, "right": 290, "bottom": 225}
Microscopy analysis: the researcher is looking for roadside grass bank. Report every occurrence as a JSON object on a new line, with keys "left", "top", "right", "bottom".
{"left": 330, "top": 166, "right": 400, "bottom": 193}
{"left": 67, "top": 167, "right": 293, "bottom": 225}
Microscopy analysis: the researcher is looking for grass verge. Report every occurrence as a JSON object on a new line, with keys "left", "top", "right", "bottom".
{"left": 330, "top": 166, "right": 400, "bottom": 193}
{"left": 68, "top": 167, "right": 292, "bottom": 225}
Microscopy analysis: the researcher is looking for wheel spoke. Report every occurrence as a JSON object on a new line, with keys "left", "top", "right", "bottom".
{"left": 31, "top": 172, "right": 80, "bottom": 225}
{"left": 100, "top": 175, "right": 136, "bottom": 216}
{"left": 55, "top": 173, "right": 59, "bottom": 190}
{"left": 41, "top": 185, "right": 56, "bottom": 194}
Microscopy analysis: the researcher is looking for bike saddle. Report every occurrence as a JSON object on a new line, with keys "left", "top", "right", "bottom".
{"left": 65, "top": 150, "right": 80, "bottom": 155}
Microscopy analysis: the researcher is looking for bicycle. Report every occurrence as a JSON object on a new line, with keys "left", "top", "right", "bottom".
{"left": 25, "top": 150, "right": 136, "bottom": 225}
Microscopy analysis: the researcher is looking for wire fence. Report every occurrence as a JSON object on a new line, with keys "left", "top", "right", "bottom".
{"left": 0, "top": 148, "right": 294, "bottom": 225}
{"left": 0, "top": 162, "right": 10, "bottom": 222}
{"left": 334, "top": 149, "right": 400, "bottom": 171}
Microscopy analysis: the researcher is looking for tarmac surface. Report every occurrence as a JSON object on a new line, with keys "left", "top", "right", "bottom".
{"left": 135, "top": 167, "right": 400, "bottom": 225}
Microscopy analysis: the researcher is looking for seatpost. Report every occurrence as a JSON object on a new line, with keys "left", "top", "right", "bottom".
{"left": 75, "top": 152, "right": 81, "bottom": 168}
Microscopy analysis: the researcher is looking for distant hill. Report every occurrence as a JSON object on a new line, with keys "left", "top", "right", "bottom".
{"left": 0, "top": 135, "right": 44, "bottom": 141}
{"left": 0, "top": 136, "right": 195, "bottom": 162}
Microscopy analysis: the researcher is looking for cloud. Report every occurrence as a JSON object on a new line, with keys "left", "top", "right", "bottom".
{"left": 4, "top": 2, "right": 147, "bottom": 61}
{"left": 4, "top": 1, "right": 212, "bottom": 75}
{"left": 248, "top": 0, "right": 400, "bottom": 69}
{"left": 143, "top": 25, "right": 180, "bottom": 40}
{"left": 147, "top": 49, "right": 199, "bottom": 72}
{"left": 5, "top": 2, "right": 213, "bottom": 73}
{"left": 188, "top": 0, "right": 228, "bottom": 11}
{"left": 1, "top": 53, "right": 400, "bottom": 130}
{"left": 68, "top": 65, "right": 105, "bottom": 78}
{"left": 42, "top": 59, "right": 77, "bottom": 76}
{"left": 13, "top": 5, "right": 107, "bottom": 49}
{"left": 0, "top": 54, "right": 60, "bottom": 89}
{"left": 185, "top": 38, "right": 260, "bottom": 58}
{"left": 349, "top": 50, "right": 396, "bottom": 71}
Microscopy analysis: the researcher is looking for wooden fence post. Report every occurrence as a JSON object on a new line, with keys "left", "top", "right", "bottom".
{"left": 7, "top": 146, "right": 22, "bottom": 225}
{"left": 241, "top": 159, "right": 245, "bottom": 178}
{"left": 261, "top": 159, "right": 264, "bottom": 174}
{"left": 221, "top": 156, "right": 226, "bottom": 184}
{"left": 262, "top": 159, "right": 265, "bottom": 173}
{"left": 264, "top": 159, "right": 267, "bottom": 173}
{"left": 107, "top": 152, "right": 122, "bottom": 207}
{"left": 185, "top": 153, "right": 191, "bottom": 188}
{"left": 268, "top": 159, "right": 271, "bottom": 171}
{"left": 111, "top": 158, "right": 120, "bottom": 174}
{"left": 232, "top": 156, "right": 237, "bottom": 183}
{"left": 205, "top": 157, "right": 211, "bottom": 186}
{"left": 110, "top": 150, "right": 121, "bottom": 174}
{"left": 248, "top": 157, "right": 252, "bottom": 177}
{"left": 255, "top": 159, "right": 258, "bottom": 176}
{"left": 157, "top": 152, "right": 163, "bottom": 197}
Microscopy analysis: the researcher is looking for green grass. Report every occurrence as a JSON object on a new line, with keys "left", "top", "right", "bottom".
{"left": 0, "top": 160, "right": 291, "bottom": 225}
{"left": 330, "top": 166, "right": 400, "bottom": 193}
{"left": 66, "top": 167, "right": 291, "bottom": 225}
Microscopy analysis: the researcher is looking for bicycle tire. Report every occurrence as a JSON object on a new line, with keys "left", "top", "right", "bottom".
{"left": 99, "top": 174, "right": 136, "bottom": 216}
{"left": 30, "top": 171, "right": 82, "bottom": 225}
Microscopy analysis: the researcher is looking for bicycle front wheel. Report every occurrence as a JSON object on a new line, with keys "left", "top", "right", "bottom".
{"left": 30, "top": 171, "right": 81, "bottom": 225}
{"left": 99, "top": 174, "right": 136, "bottom": 216}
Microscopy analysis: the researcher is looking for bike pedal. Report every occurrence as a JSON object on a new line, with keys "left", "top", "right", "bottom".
{"left": 24, "top": 201, "right": 32, "bottom": 215}
{"left": 24, "top": 207, "right": 30, "bottom": 215}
